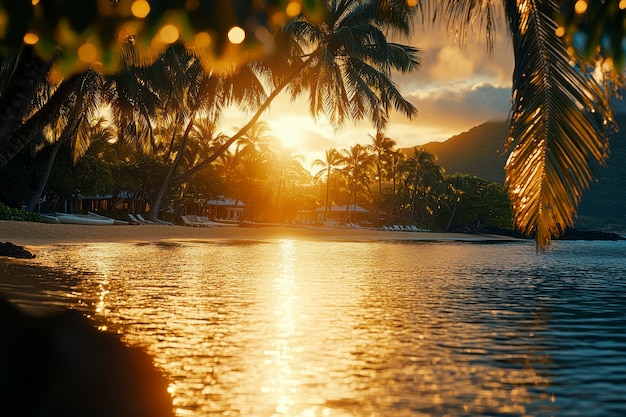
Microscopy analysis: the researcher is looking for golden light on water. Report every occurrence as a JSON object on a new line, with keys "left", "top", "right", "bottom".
{"left": 20, "top": 241, "right": 605, "bottom": 415}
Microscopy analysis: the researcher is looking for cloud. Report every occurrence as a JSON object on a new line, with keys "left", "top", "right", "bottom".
{"left": 428, "top": 45, "right": 477, "bottom": 81}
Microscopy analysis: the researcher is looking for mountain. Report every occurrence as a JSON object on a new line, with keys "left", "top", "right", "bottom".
{"left": 410, "top": 116, "right": 626, "bottom": 233}
{"left": 419, "top": 121, "right": 510, "bottom": 183}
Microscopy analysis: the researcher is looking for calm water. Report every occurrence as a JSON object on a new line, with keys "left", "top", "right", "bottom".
{"left": 1, "top": 239, "right": 625, "bottom": 416}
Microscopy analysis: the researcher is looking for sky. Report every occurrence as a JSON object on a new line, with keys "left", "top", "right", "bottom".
{"left": 224, "top": 19, "right": 515, "bottom": 169}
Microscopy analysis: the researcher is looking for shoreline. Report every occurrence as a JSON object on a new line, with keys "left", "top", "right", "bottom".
{"left": 0, "top": 219, "right": 523, "bottom": 250}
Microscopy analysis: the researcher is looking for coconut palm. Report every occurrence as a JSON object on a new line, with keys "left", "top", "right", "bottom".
{"left": 423, "top": 0, "right": 617, "bottom": 247}
{"left": 312, "top": 147, "right": 343, "bottom": 222}
{"left": 179, "top": 0, "right": 421, "bottom": 180}
{"left": 368, "top": 130, "right": 396, "bottom": 227}
{"left": 25, "top": 69, "right": 105, "bottom": 212}
{"left": 273, "top": 147, "right": 306, "bottom": 222}
{"left": 340, "top": 144, "right": 375, "bottom": 223}
{"left": 385, "top": 148, "right": 406, "bottom": 226}
{"left": 148, "top": 46, "right": 267, "bottom": 221}
{"left": 401, "top": 147, "right": 443, "bottom": 225}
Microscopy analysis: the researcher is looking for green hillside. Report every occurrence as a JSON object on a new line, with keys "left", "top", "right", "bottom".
{"left": 419, "top": 121, "right": 510, "bottom": 183}
{"left": 411, "top": 117, "right": 626, "bottom": 233}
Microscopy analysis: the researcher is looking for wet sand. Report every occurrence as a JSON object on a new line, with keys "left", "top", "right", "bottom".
{"left": 1, "top": 219, "right": 521, "bottom": 249}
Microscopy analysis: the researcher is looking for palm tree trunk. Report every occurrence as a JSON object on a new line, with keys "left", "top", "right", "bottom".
{"left": 25, "top": 138, "right": 65, "bottom": 212}
{"left": 149, "top": 110, "right": 197, "bottom": 221}
{"left": 179, "top": 56, "right": 314, "bottom": 181}
{"left": 273, "top": 171, "right": 284, "bottom": 222}
{"left": 324, "top": 168, "right": 331, "bottom": 222}
{"left": 387, "top": 174, "right": 396, "bottom": 226}
{"left": 446, "top": 195, "right": 459, "bottom": 232}
{"left": 408, "top": 174, "right": 420, "bottom": 224}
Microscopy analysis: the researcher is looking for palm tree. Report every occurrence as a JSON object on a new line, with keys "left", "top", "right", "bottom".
{"left": 423, "top": 0, "right": 617, "bottom": 246}
{"left": 340, "top": 144, "right": 374, "bottom": 223}
{"left": 312, "top": 147, "right": 342, "bottom": 222}
{"left": 401, "top": 147, "right": 443, "bottom": 225}
{"left": 179, "top": 0, "right": 421, "bottom": 181}
{"left": 368, "top": 130, "right": 396, "bottom": 227}
{"left": 147, "top": 46, "right": 267, "bottom": 221}
{"left": 273, "top": 147, "right": 305, "bottom": 222}
{"left": 25, "top": 69, "right": 105, "bottom": 212}
{"left": 386, "top": 148, "right": 405, "bottom": 226}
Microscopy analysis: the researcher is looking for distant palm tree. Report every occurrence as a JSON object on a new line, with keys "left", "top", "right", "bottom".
{"left": 424, "top": 0, "right": 617, "bottom": 246}
{"left": 180, "top": 0, "right": 420, "bottom": 180}
{"left": 386, "top": 148, "right": 405, "bottom": 226}
{"left": 401, "top": 147, "right": 443, "bottom": 225}
{"left": 340, "top": 144, "right": 374, "bottom": 223}
{"left": 368, "top": 130, "right": 396, "bottom": 227}
{"left": 312, "top": 147, "right": 342, "bottom": 222}
{"left": 273, "top": 147, "right": 305, "bottom": 222}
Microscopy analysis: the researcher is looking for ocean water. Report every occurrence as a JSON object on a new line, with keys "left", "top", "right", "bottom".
{"left": 1, "top": 239, "right": 625, "bottom": 416}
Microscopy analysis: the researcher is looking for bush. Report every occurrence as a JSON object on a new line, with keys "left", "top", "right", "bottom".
{"left": 0, "top": 202, "right": 41, "bottom": 222}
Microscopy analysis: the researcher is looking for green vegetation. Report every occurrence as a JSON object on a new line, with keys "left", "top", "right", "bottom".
{"left": 0, "top": 202, "right": 40, "bottom": 222}
{"left": 423, "top": 117, "right": 626, "bottom": 233}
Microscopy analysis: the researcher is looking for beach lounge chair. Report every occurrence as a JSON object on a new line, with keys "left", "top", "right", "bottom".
{"left": 127, "top": 213, "right": 142, "bottom": 225}
{"left": 186, "top": 215, "right": 212, "bottom": 227}
{"left": 181, "top": 215, "right": 200, "bottom": 227}
{"left": 135, "top": 214, "right": 155, "bottom": 224}
{"left": 198, "top": 216, "right": 218, "bottom": 227}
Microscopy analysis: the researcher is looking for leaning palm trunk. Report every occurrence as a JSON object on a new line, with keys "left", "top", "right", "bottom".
{"left": 26, "top": 138, "right": 64, "bottom": 212}
{"left": 149, "top": 110, "right": 197, "bottom": 222}
{"left": 180, "top": 57, "right": 313, "bottom": 181}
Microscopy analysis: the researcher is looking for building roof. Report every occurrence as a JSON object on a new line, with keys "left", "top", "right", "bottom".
{"left": 200, "top": 198, "right": 244, "bottom": 207}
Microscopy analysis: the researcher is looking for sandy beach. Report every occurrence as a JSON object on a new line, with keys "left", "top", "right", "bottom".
{"left": 0, "top": 220, "right": 522, "bottom": 249}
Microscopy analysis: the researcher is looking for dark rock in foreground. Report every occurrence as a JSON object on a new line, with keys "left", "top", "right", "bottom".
{"left": 0, "top": 298, "right": 174, "bottom": 417}
{"left": 0, "top": 242, "right": 35, "bottom": 258}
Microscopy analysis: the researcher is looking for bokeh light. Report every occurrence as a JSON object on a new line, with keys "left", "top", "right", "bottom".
{"left": 78, "top": 42, "right": 98, "bottom": 62}
{"left": 228, "top": 26, "right": 246, "bottom": 44}
{"left": 159, "top": 24, "right": 180, "bottom": 44}
{"left": 574, "top": 0, "right": 588, "bottom": 14}
{"left": 131, "top": 0, "right": 151, "bottom": 18}
{"left": 286, "top": 2, "right": 302, "bottom": 17}
{"left": 23, "top": 32, "right": 39, "bottom": 45}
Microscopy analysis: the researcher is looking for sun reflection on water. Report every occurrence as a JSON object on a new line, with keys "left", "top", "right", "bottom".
{"left": 9, "top": 240, "right": 625, "bottom": 416}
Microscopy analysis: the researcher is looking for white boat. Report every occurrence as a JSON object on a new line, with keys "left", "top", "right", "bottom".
{"left": 54, "top": 212, "right": 115, "bottom": 226}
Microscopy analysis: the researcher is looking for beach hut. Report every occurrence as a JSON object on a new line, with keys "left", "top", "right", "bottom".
{"left": 201, "top": 197, "right": 245, "bottom": 222}
{"left": 316, "top": 204, "right": 370, "bottom": 225}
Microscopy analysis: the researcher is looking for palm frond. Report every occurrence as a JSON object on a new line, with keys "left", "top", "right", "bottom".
{"left": 504, "top": 0, "right": 614, "bottom": 248}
